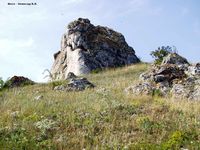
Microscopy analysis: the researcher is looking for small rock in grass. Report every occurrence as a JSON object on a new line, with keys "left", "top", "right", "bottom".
{"left": 34, "top": 95, "right": 43, "bottom": 101}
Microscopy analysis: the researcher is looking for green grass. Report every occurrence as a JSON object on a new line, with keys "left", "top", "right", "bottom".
{"left": 0, "top": 63, "right": 200, "bottom": 149}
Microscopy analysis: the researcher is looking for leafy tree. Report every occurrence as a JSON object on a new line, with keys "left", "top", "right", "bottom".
{"left": 150, "top": 46, "right": 175, "bottom": 65}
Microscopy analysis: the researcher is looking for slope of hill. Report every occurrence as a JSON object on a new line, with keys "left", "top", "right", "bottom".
{"left": 0, "top": 63, "right": 200, "bottom": 149}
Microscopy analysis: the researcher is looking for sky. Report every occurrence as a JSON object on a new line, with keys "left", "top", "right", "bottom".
{"left": 0, "top": 0, "right": 200, "bottom": 82}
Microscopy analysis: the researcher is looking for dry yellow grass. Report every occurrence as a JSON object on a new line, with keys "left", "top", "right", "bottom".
{"left": 0, "top": 63, "right": 199, "bottom": 149}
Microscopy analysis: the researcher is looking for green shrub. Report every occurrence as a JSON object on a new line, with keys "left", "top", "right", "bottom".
{"left": 136, "top": 116, "right": 154, "bottom": 133}
{"left": 91, "top": 68, "right": 102, "bottom": 74}
{"left": 0, "top": 77, "right": 4, "bottom": 90}
{"left": 152, "top": 89, "right": 163, "bottom": 97}
{"left": 150, "top": 46, "right": 174, "bottom": 65}
{"left": 161, "top": 130, "right": 199, "bottom": 150}
{"left": 128, "top": 143, "right": 159, "bottom": 150}
{"left": 49, "top": 80, "right": 65, "bottom": 89}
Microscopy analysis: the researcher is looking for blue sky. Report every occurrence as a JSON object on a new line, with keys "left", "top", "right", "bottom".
{"left": 0, "top": 0, "right": 199, "bottom": 82}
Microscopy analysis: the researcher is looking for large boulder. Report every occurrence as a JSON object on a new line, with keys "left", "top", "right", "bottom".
{"left": 54, "top": 76, "right": 95, "bottom": 92}
{"left": 51, "top": 18, "right": 140, "bottom": 80}
{"left": 161, "top": 53, "right": 189, "bottom": 65}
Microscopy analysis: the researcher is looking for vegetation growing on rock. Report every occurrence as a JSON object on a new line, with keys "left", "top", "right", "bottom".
{"left": 150, "top": 46, "right": 174, "bottom": 65}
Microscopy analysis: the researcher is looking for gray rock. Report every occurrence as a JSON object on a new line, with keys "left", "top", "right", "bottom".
{"left": 154, "top": 74, "right": 167, "bottom": 83}
{"left": 185, "top": 76, "right": 196, "bottom": 85}
{"left": 170, "top": 76, "right": 200, "bottom": 100}
{"left": 171, "top": 84, "right": 189, "bottom": 99}
{"left": 54, "top": 85, "right": 66, "bottom": 91}
{"left": 10, "top": 111, "right": 20, "bottom": 118}
{"left": 187, "top": 63, "right": 200, "bottom": 76}
{"left": 192, "top": 85, "right": 200, "bottom": 101}
{"left": 195, "top": 63, "right": 200, "bottom": 75}
{"left": 51, "top": 18, "right": 140, "bottom": 80}
{"left": 66, "top": 72, "right": 77, "bottom": 79}
{"left": 54, "top": 77, "right": 94, "bottom": 92}
{"left": 139, "top": 72, "right": 153, "bottom": 82}
{"left": 157, "top": 81, "right": 170, "bottom": 96}
{"left": 125, "top": 82, "right": 155, "bottom": 95}
{"left": 162, "top": 53, "right": 189, "bottom": 65}
{"left": 66, "top": 78, "right": 95, "bottom": 91}
{"left": 195, "top": 78, "right": 200, "bottom": 85}
{"left": 34, "top": 95, "right": 43, "bottom": 101}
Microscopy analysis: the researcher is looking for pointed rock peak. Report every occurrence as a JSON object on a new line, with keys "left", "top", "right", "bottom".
{"left": 51, "top": 18, "right": 140, "bottom": 80}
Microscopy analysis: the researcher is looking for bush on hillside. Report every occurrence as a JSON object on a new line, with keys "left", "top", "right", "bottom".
{"left": 150, "top": 46, "right": 176, "bottom": 65}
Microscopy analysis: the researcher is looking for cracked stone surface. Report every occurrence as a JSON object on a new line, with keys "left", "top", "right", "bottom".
{"left": 51, "top": 18, "right": 140, "bottom": 80}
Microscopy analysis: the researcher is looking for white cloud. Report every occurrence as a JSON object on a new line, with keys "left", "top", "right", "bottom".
{"left": 0, "top": 37, "right": 48, "bottom": 82}
{"left": 0, "top": 37, "right": 34, "bottom": 58}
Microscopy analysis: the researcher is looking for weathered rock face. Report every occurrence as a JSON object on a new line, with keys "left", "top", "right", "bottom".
{"left": 125, "top": 53, "right": 200, "bottom": 101}
{"left": 51, "top": 18, "right": 140, "bottom": 80}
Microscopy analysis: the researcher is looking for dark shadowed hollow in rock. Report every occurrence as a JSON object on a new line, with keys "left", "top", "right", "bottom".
{"left": 51, "top": 18, "right": 140, "bottom": 80}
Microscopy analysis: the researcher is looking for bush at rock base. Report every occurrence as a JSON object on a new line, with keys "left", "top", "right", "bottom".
{"left": 150, "top": 46, "right": 174, "bottom": 65}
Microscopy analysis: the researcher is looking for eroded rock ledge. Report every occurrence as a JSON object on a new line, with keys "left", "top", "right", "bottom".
{"left": 51, "top": 18, "right": 140, "bottom": 80}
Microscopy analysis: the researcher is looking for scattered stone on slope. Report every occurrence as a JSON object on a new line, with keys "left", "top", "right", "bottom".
{"left": 34, "top": 95, "right": 43, "bottom": 101}
{"left": 10, "top": 111, "right": 20, "bottom": 119}
{"left": 125, "top": 53, "right": 200, "bottom": 100}
{"left": 54, "top": 76, "right": 94, "bottom": 92}
{"left": 67, "top": 78, "right": 94, "bottom": 91}
{"left": 5, "top": 76, "right": 35, "bottom": 88}
{"left": 125, "top": 82, "right": 155, "bottom": 95}
{"left": 51, "top": 18, "right": 140, "bottom": 80}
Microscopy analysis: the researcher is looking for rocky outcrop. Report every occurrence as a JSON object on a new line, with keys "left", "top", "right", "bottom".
{"left": 125, "top": 53, "right": 200, "bottom": 101}
{"left": 51, "top": 18, "right": 140, "bottom": 80}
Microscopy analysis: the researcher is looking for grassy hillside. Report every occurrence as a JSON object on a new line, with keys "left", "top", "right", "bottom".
{"left": 0, "top": 63, "right": 200, "bottom": 150}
